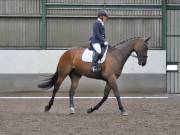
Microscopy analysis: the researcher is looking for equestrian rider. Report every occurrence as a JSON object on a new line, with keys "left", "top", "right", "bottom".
{"left": 89, "top": 11, "right": 109, "bottom": 72}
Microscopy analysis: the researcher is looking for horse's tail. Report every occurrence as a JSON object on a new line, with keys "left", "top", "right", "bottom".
{"left": 38, "top": 70, "right": 58, "bottom": 89}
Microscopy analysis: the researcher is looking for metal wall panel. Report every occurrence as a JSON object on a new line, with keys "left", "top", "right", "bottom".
{"left": 47, "top": 18, "right": 92, "bottom": 47}
{"left": 167, "top": 65, "right": 180, "bottom": 94}
{"left": 167, "top": 36, "right": 180, "bottom": 62}
{"left": 47, "top": 0, "right": 161, "bottom": 4}
{"left": 47, "top": 0, "right": 104, "bottom": 4}
{"left": 47, "top": 17, "right": 161, "bottom": 48}
{"left": 47, "top": 8, "right": 162, "bottom": 17}
{"left": 0, "top": 0, "right": 40, "bottom": 15}
{"left": 167, "top": 9, "right": 180, "bottom": 93}
{"left": 0, "top": 18, "right": 40, "bottom": 48}
{"left": 106, "top": 18, "right": 161, "bottom": 48}
{"left": 167, "top": 0, "right": 180, "bottom": 4}
{"left": 0, "top": 0, "right": 40, "bottom": 48}
{"left": 0, "top": 0, "right": 162, "bottom": 48}
{"left": 105, "top": 0, "right": 161, "bottom": 4}
{"left": 47, "top": 7, "right": 161, "bottom": 48}
{"left": 167, "top": 10, "right": 180, "bottom": 62}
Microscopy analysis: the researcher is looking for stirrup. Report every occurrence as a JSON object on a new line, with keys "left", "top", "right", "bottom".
{"left": 91, "top": 64, "right": 101, "bottom": 72}
{"left": 91, "top": 66, "right": 98, "bottom": 72}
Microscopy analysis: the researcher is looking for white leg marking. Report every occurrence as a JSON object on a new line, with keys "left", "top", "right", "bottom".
{"left": 70, "top": 107, "right": 76, "bottom": 114}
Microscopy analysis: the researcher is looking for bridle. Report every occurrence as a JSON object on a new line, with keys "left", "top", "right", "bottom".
{"left": 131, "top": 42, "right": 148, "bottom": 60}
{"left": 137, "top": 53, "right": 148, "bottom": 62}
{"left": 131, "top": 53, "right": 148, "bottom": 59}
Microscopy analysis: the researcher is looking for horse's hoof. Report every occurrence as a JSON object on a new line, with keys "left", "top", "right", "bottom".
{"left": 44, "top": 106, "right": 50, "bottom": 112}
{"left": 70, "top": 107, "right": 76, "bottom": 114}
{"left": 87, "top": 107, "right": 93, "bottom": 114}
{"left": 121, "top": 111, "right": 128, "bottom": 116}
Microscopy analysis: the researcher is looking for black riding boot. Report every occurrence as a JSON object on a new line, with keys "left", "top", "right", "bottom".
{"left": 91, "top": 52, "right": 100, "bottom": 72}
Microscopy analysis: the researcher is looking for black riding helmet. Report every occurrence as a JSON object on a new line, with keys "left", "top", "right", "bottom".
{"left": 97, "top": 10, "right": 109, "bottom": 18}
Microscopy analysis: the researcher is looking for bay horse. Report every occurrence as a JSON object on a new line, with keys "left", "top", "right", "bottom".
{"left": 38, "top": 37, "right": 150, "bottom": 115}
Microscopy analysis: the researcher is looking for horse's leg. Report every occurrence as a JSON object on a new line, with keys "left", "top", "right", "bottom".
{"left": 69, "top": 72, "right": 81, "bottom": 114}
{"left": 87, "top": 83, "right": 111, "bottom": 113}
{"left": 108, "top": 75, "right": 128, "bottom": 116}
{"left": 44, "top": 75, "right": 66, "bottom": 112}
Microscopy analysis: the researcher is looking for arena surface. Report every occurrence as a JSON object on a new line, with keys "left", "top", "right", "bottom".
{"left": 0, "top": 93, "right": 180, "bottom": 135}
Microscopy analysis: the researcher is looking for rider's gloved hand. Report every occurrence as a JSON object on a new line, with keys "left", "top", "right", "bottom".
{"left": 104, "top": 41, "right": 108, "bottom": 46}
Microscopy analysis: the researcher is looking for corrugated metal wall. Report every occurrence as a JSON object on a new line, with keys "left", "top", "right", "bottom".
{"left": 0, "top": 0, "right": 162, "bottom": 48}
{"left": 167, "top": 0, "right": 180, "bottom": 4}
{"left": 0, "top": 18, "right": 39, "bottom": 48}
{"left": 167, "top": 0, "right": 180, "bottom": 93}
{"left": 167, "top": 10, "right": 180, "bottom": 62}
{"left": 167, "top": 8, "right": 180, "bottom": 93}
{"left": 47, "top": 17, "right": 161, "bottom": 48}
{"left": 47, "top": 0, "right": 161, "bottom": 4}
{"left": 167, "top": 71, "right": 180, "bottom": 94}
{"left": 46, "top": 0, "right": 162, "bottom": 48}
{"left": 0, "top": 0, "right": 40, "bottom": 48}
{"left": 0, "top": 0, "right": 40, "bottom": 15}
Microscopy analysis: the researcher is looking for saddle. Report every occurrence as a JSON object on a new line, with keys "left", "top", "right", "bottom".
{"left": 82, "top": 44, "right": 108, "bottom": 63}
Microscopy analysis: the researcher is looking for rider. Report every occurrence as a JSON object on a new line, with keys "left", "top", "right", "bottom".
{"left": 89, "top": 10, "right": 109, "bottom": 72}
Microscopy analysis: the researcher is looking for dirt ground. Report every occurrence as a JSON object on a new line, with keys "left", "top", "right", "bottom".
{"left": 0, "top": 94, "right": 180, "bottom": 135}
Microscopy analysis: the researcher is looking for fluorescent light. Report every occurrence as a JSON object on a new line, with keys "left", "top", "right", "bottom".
{"left": 167, "top": 64, "right": 178, "bottom": 71}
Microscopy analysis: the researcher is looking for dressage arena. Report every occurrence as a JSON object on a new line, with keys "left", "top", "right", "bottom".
{"left": 0, "top": 94, "right": 180, "bottom": 135}
{"left": 0, "top": 0, "right": 180, "bottom": 135}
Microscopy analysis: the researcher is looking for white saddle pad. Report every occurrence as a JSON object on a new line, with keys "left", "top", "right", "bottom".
{"left": 82, "top": 46, "right": 108, "bottom": 63}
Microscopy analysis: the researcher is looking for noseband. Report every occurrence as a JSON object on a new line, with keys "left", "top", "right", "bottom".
{"left": 138, "top": 53, "right": 148, "bottom": 59}
{"left": 131, "top": 53, "right": 148, "bottom": 60}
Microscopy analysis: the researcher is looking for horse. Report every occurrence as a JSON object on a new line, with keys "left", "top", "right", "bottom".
{"left": 38, "top": 36, "right": 150, "bottom": 115}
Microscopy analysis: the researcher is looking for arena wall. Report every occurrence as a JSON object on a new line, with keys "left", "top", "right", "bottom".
{"left": 0, "top": 50, "right": 166, "bottom": 93}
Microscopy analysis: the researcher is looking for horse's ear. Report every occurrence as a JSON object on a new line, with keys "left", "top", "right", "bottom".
{"left": 144, "top": 36, "right": 151, "bottom": 42}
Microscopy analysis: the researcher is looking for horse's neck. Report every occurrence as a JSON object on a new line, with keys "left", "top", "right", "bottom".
{"left": 118, "top": 40, "right": 134, "bottom": 56}
{"left": 114, "top": 40, "right": 134, "bottom": 66}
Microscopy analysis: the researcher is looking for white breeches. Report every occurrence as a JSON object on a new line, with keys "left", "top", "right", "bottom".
{"left": 92, "top": 43, "right": 101, "bottom": 54}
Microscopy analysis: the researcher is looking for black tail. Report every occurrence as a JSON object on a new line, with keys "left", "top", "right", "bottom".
{"left": 38, "top": 71, "right": 58, "bottom": 89}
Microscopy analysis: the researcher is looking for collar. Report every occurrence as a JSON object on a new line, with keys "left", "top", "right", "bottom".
{"left": 97, "top": 18, "right": 104, "bottom": 26}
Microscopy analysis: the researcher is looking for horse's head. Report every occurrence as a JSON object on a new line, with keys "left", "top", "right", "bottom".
{"left": 133, "top": 37, "right": 150, "bottom": 66}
